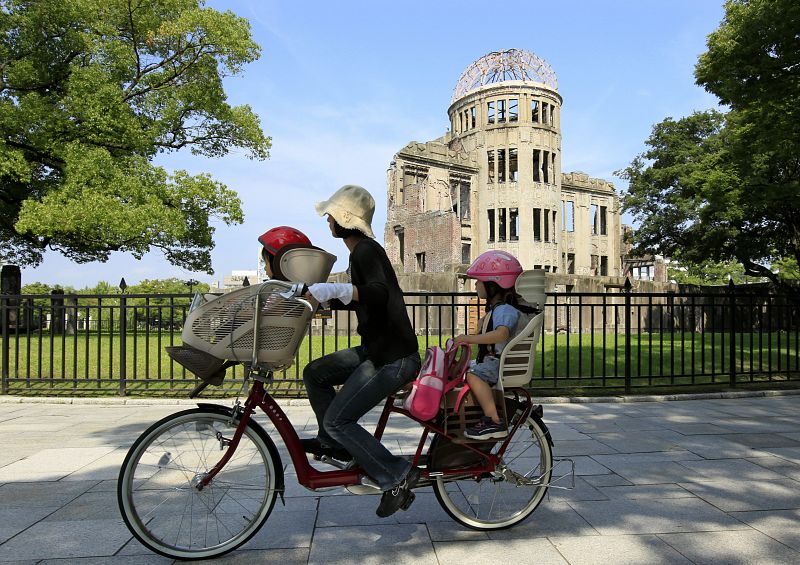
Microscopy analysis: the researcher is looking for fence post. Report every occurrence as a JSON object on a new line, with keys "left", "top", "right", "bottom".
{"left": 624, "top": 277, "right": 632, "bottom": 394}
{"left": 2, "top": 265, "right": 22, "bottom": 395}
{"left": 119, "top": 294, "right": 127, "bottom": 396}
{"left": 1, "top": 294, "right": 8, "bottom": 394}
{"left": 728, "top": 279, "right": 736, "bottom": 387}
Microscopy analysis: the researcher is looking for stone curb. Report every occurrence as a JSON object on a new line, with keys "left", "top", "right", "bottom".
{"left": 0, "top": 395, "right": 314, "bottom": 406}
{"left": 2, "top": 389, "right": 800, "bottom": 406}
{"left": 537, "top": 388, "right": 800, "bottom": 403}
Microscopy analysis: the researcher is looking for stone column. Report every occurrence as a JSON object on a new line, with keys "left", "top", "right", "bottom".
{"left": 50, "top": 288, "right": 65, "bottom": 334}
{"left": 1, "top": 265, "right": 21, "bottom": 331}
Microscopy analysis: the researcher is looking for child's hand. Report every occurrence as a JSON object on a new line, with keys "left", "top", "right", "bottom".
{"left": 453, "top": 334, "right": 472, "bottom": 345}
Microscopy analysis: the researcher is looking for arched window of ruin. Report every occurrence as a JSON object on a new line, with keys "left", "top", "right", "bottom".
{"left": 509, "top": 98, "right": 518, "bottom": 122}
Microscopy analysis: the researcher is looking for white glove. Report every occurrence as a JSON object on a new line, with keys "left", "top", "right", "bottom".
{"left": 308, "top": 282, "right": 354, "bottom": 305}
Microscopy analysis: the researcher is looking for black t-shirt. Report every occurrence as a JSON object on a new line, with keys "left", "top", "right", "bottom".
{"left": 331, "top": 238, "right": 418, "bottom": 366}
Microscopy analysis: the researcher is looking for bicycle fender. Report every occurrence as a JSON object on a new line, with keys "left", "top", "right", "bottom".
{"left": 196, "top": 403, "right": 286, "bottom": 503}
{"left": 530, "top": 405, "right": 554, "bottom": 448}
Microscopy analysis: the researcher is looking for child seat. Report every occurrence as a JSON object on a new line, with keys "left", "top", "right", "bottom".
{"left": 498, "top": 269, "right": 546, "bottom": 388}
{"left": 172, "top": 247, "right": 337, "bottom": 376}
{"left": 274, "top": 245, "right": 337, "bottom": 284}
{"left": 497, "top": 312, "right": 544, "bottom": 387}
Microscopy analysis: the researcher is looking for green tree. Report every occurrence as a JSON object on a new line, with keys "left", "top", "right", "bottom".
{"left": 619, "top": 0, "right": 800, "bottom": 286}
{"left": 20, "top": 281, "right": 53, "bottom": 295}
{"left": 125, "top": 277, "right": 208, "bottom": 328}
{"left": 85, "top": 281, "right": 120, "bottom": 295}
{"left": 127, "top": 277, "right": 209, "bottom": 296}
{"left": 0, "top": 0, "right": 269, "bottom": 272}
{"left": 667, "top": 258, "right": 750, "bottom": 285}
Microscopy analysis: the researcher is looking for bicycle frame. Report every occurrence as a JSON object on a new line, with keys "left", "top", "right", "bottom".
{"left": 198, "top": 375, "right": 536, "bottom": 491}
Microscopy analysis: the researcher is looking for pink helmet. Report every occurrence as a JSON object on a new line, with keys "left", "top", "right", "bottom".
{"left": 466, "top": 250, "right": 523, "bottom": 289}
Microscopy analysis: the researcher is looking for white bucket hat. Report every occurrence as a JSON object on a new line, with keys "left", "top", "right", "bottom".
{"left": 315, "top": 185, "right": 376, "bottom": 238}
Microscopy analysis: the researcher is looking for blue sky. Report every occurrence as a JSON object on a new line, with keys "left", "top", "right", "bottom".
{"left": 21, "top": 0, "right": 726, "bottom": 288}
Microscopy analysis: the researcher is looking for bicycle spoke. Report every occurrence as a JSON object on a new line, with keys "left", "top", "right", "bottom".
{"left": 431, "top": 415, "right": 552, "bottom": 530}
{"left": 119, "top": 409, "right": 278, "bottom": 559}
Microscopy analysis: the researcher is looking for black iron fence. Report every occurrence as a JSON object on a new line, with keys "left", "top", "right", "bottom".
{"left": 1, "top": 282, "right": 798, "bottom": 397}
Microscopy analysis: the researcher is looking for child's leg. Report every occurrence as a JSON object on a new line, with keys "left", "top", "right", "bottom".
{"left": 466, "top": 373, "right": 500, "bottom": 423}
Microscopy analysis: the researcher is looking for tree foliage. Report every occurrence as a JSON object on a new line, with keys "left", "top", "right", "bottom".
{"left": 20, "top": 281, "right": 56, "bottom": 295}
{"left": 0, "top": 0, "right": 270, "bottom": 272}
{"left": 619, "top": 0, "right": 800, "bottom": 285}
{"left": 667, "top": 259, "right": 749, "bottom": 286}
{"left": 127, "top": 277, "right": 209, "bottom": 295}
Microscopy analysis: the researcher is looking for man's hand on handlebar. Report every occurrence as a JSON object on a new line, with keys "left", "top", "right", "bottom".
{"left": 306, "top": 282, "right": 354, "bottom": 305}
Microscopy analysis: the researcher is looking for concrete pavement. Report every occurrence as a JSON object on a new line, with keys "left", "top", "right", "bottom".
{"left": 1, "top": 392, "right": 800, "bottom": 564}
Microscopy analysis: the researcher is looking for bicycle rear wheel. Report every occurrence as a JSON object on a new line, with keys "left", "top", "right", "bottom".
{"left": 117, "top": 407, "right": 282, "bottom": 560}
{"left": 430, "top": 410, "right": 552, "bottom": 530}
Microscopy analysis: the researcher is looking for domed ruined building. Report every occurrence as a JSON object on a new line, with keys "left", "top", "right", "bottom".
{"left": 384, "top": 49, "right": 624, "bottom": 284}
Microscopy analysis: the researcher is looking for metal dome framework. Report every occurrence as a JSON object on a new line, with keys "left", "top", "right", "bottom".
{"left": 451, "top": 49, "right": 558, "bottom": 103}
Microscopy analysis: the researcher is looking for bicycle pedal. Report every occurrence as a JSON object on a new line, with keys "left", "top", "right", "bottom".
{"left": 318, "top": 455, "right": 350, "bottom": 470}
{"left": 401, "top": 491, "right": 416, "bottom": 511}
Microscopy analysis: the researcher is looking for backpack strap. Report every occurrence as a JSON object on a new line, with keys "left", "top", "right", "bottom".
{"left": 452, "top": 383, "right": 473, "bottom": 414}
{"left": 443, "top": 339, "right": 473, "bottom": 412}
{"left": 476, "top": 307, "right": 495, "bottom": 363}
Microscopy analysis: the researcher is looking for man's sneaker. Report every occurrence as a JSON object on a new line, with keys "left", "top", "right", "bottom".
{"left": 375, "top": 466, "right": 421, "bottom": 518}
{"left": 464, "top": 416, "right": 508, "bottom": 440}
{"left": 300, "top": 437, "right": 352, "bottom": 462}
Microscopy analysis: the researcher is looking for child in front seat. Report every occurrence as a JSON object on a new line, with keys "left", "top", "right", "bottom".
{"left": 258, "top": 226, "right": 313, "bottom": 280}
{"left": 453, "top": 250, "right": 527, "bottom": 439}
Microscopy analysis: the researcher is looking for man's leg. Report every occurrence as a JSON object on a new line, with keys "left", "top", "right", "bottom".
{"left": 302, "top": 346, "right": 366, "bottom": 447}
{"left": 323, "top": 351, "right": 420, "bottom": 491}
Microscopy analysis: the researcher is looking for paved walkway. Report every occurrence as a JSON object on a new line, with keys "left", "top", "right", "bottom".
{"left": 1, "top": 393, "right": 800, "bottom": 564}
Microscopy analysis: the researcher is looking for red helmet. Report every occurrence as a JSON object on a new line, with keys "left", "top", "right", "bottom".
{"left": 258, "top": 226, "right": 311, "bottom": 255}
{"left": 466, "top": 250, "right": 523, "bottom": 289}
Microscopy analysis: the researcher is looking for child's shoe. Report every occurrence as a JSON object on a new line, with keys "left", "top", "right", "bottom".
{"left": 464, "top": 416, "right": 508, "bottom": 439}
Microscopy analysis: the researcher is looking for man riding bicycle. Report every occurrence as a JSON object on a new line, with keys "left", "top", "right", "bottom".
{"left": 302, "top": 184, "right": 423, "bottom": 517}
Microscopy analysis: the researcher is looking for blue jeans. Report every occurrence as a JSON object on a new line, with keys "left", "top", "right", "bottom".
{"left": 303, "top": 346, "right": 421, "bottom": 490}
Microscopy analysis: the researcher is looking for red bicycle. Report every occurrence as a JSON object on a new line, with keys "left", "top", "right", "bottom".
{"left": 116, "top": 249, "right": 567, "bottom": 560}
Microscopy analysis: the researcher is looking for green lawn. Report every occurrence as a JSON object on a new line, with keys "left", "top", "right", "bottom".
{"left": 2, "top": 330, "right": 798, "bottom": 396}
{"left": 536, "top": 331, "right": 800, "bottom": 382}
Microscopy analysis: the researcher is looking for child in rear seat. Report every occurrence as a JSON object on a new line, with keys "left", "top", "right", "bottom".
{"left": 453, "top": 251, "right": 526, "bottom": 440}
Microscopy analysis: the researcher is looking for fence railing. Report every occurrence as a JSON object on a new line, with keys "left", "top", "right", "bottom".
{"left": 1, "top": 282, "right": 798, "bottom": 397}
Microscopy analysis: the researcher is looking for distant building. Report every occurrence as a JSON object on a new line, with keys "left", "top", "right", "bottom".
{"left": 620, "top": 225, "right": 669, "bottom": 282}
{"left": 384, "top": 49, "right": 627, "bottom": 279}
{"left": 211, "top": 269, "right": 259, "bottom": 291}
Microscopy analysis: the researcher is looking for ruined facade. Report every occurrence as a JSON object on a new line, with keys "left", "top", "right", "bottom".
{"left": 385, "top": 49, "right": 624, "bottom": 281}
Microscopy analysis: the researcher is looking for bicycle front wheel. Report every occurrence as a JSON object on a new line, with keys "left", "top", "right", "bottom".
{"left": 117, "top": 408, "right": 281, "bottom": 560}
{"left": 431, "top": 413, "right": 553, "bottom": 530}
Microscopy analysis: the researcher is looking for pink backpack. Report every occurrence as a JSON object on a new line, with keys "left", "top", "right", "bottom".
{"left": 403, "top": 340, "right": 471, "bottom": 421}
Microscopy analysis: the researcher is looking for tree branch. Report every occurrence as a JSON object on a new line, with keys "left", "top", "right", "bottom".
{"left": 123, "top": 40, "right": 224, "bottom": 102}
{"left": 4, "top": 140, "right": 65, "bottom": 169}
{"left": 126, "top": 0, "right": 142, "bottom": 85}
